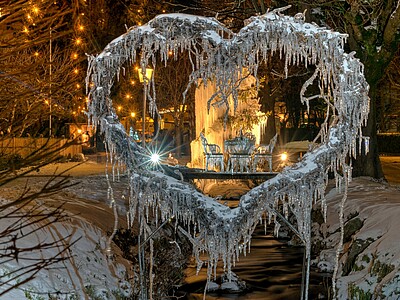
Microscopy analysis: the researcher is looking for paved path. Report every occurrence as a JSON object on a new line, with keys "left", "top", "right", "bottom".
{"left": 380, "top": 156, "right": 400, "bottom": 185}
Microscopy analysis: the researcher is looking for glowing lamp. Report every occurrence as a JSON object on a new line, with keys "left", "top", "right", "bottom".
{"left": 137, "top": 68, "right": 153, "bottom": 83}
{"left": 150, "top": 153, "right": 160, "bottom": 163}
{"left": 137, "top": 67, "right": 154, "bottom": 147}
{"left": 280, "top": 152, "right": 288, "bottom": 161}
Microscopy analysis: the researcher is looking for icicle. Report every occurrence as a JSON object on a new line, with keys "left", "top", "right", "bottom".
{"left": 364, "top": 136, "right": 370, "bottom": 155}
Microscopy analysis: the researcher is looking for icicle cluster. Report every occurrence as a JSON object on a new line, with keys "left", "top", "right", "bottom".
{"left": 86, "top": 8, "right": 369, "bottom": 299}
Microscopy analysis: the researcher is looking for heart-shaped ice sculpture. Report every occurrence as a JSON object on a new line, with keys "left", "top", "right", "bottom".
{"left": 86, "top": 8, "right": 369, "bottom": 298}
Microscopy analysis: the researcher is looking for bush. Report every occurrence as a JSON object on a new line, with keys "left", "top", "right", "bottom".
{"left": 377, "top": 133, "right": 400, "bottom": 154}
{"left": 0, "top": 154, "right": 23, "bottom": 171}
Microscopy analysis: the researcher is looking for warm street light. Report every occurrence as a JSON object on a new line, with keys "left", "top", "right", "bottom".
{"left": 137, "top": 67, "right": 153, "bottom": 147}
{"left": 137, "top": 68, "right": 153, "bottom": 83}
{"left": 179, "top": 104, "right": 187, "bottom": 112}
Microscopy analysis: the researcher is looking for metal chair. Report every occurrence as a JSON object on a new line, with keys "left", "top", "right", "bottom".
{"left": 200, "top": 132, "right": 224, "bottom": 172}
{"left": 252, "top": 133, "right": 278, "bottom": 172}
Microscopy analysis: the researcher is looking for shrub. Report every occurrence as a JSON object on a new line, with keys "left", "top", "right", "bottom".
{"left": 378, "top": 133, "right": 400, "bottom": 154}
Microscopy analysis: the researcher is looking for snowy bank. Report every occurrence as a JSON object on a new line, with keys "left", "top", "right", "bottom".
{"left": 0, "top": 166, "right": 133, "bottom": 299}
{"left": 312, "top": 177, "right": 400, "bottom": 299}
{"left": 0, "top": 201, "right": 131, "bottom": 300}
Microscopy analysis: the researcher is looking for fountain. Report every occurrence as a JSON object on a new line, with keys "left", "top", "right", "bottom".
{"left": 190, "top": 74, "right": 268, "bottom": 170}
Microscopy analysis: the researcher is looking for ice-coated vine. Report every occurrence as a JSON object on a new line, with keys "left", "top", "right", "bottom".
{"left": 86, "top": 7, "right": 369, "bottom": 299}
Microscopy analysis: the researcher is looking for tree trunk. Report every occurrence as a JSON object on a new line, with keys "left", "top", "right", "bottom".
{"left": 258, "top": 78, "right": 276, "bottom": 144}
{"left": 341, "top": 3, "right": 400, "bottom": 180}
{"left": 174, "top": 117, "right": 183, "bottom": 158}
{"left": 352, "top": 80, "right": 385, "bottom": 179}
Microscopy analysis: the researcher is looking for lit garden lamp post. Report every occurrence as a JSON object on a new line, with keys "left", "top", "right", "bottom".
{"left": 137, "top": 67, "right": 153, "bottom": 148}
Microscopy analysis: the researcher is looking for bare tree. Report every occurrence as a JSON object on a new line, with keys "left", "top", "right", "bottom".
{"left": 184, "top": 0, "right": 400, "bottom": 178}
{"left": 287, "top": 0, "right": 400, "bottom": 178}
{"left": 0, "top": 2, "right": 87, "bottom": 295}
{"left": 153, "top": 55, "right": 194, "bottom": 157}
{"left": 0, "top": 0, "right": 88, "bottom": 137}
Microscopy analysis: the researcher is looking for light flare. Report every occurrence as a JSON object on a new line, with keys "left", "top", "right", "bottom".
{"left": 150, "top": 153, "right": 160, "bottom": 163}
{"left": 280, "top": 152, "right": 288, "bottom": 161}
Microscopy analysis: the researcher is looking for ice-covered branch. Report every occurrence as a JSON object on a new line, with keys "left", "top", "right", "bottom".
{"left": 86, "top": 10, "right": 369, "bottom": 299}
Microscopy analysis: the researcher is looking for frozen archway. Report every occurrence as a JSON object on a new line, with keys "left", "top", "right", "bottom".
{"left": 86, "top": 7, "right": 369, "bottom": 299}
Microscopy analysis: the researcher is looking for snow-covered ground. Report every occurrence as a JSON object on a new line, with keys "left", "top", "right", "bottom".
{"left": 0, "top": 157, "right": 399, "bottom": 299}
{"left": 200, "top": 157, "right": 400, "bottom": 299}
{"left": 312, "top": 162, "right": 400, "bottom": 299}
{"left": 0, "top": 160, "right": 133, "bottom": 299}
